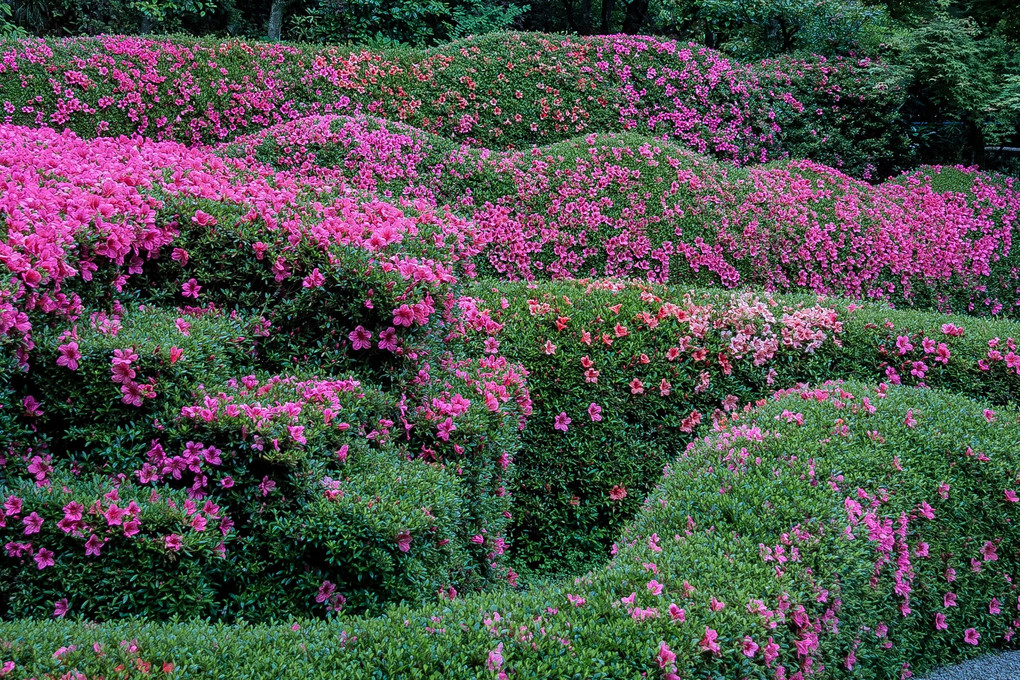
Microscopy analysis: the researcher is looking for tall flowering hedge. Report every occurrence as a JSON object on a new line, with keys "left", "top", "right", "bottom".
{"left": 0, "top": 122, "right": 528, "bottom": 619}
{"left": 2, "top": 383, "right": 1019, "bottom": 679}
{"left": 0, "top": 32, "right": 902, "bottom": 173}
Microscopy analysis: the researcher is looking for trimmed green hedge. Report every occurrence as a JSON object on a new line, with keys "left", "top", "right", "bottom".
{"left": 2, "top": 383, "right": 1018, "bottom": 678}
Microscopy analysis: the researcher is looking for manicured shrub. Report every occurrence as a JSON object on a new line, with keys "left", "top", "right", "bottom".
{"left": 757, "top": 54, "right": 911, "bottom": 178}
{"left": 0, "top": 32, "right": 898, "bottom": 173}
{"left": 455, "top": 280, "right": 1020, "bottom": 574}
{"left": 242, "top": 117, "right": 1020, "bottom": 318}
{"left": 0, "top": 472, "right": 229, "bottom": 620}
{"left": 2, "top": 383, "right": 1018, "bottom": 679}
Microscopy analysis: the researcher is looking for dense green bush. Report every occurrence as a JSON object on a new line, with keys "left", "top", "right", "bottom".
{"left": 3, "top": 383, "right": 1018, "bottom": 678}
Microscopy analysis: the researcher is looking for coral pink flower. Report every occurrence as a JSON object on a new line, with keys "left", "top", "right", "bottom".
{"left": 609, "top": 485, "right": 627, "bottom": 501}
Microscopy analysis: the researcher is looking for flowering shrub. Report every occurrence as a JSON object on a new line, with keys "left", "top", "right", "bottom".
{"left": 757, "top": 54, "right": 911, "bottom": 178}
{"left": 243, "top": 117, "right": 1020, "bottom": 317}
{"left": 0, "top": 123, "right": 526, "bottom": 619}
{"left": 0, "top": 32, "right": 898, "bottom": 172}
{"left": 3, "top": 383, "right": 1019, "bottom": 679}
{"left": 457, "top": 280, "right": 1020, "bottom": 573}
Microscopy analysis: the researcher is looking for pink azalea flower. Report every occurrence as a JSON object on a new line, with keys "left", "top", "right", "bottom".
{"left": 53, "top": 598, "right": 69, "bottom": 618}
{"left": 647, "top": 580, "right": 663, "bottom": 596}
{"left": 486, "top": 643, "right": 504, "bottom": 673}
{"left": 935, "top": 612, "right": 947, "bottom": 630}
{"left": 1007, "top": 489, "right": 1019, "bottom": 503}
{"left": 393, "top": 304, "right": 415, "bottom": 327}
{"left": 302, "top": 268, "right": 326, "bottom": 288}
{"left": 181, "top": 278, "right": 202, "bottom": 298}
{"left": 699, "top": 627, "right": 721, "bottom": 655}
{"left": 377, "top": 327, "right": 398, "bottom": 351}
{"left": 84, "top": 534, "right": 104, "bottom": 557}
{"left": 588, "top": 402, "right": 602, "bottom": 422}
{"left": 34, "top": 547, "right": 55, "bottom": 569}
{"left": 56, "top": 342, "right": 81, "bottom": 371}
{"left": 164, "top": 534, "right": 183, "bottom": 551}
{"left": 348, "top": 325, "right": 372, "bottom": 350}
{"left": 609, "top": 485, "right": 627, "bottom": 501}
{"left": 395, "top": 530, "right": 412, "bottom": 553}
{"left": 554, "top": 412, "right": 571, "bottom": 432}
{"left": 22, "top": 512, "right": 43, "bottom": 535}
{"left": 668, "top": 604, "right": 685, "bottom": 622}
{"left": 964, "top": 628, "right": 980, "bottom": 645}
{"left": 436, "top": 417, "right": 456, "bottom": 441}
{"left": 657, "top": 641, "right": 676, "bottom": 668}
{"left": 171, "top": 247, "right": 189, "bottom": 266}
{"left": 742, "top": 636, "right": 759, "bottom": 658}
{"left": 904, "top": 409, "right": 917, "bottom": 428}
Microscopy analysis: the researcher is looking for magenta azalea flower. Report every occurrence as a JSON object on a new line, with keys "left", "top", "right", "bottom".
{"left": 554, "top": 412, "right": 571, "bottom": 432}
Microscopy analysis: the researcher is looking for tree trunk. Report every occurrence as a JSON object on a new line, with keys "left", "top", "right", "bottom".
{"left": 579, "top": 0, "right": 593, "bottom": 34}
{"left": 601, "top": 0, "right": 615, "bottom": 34}
{"left": 621, "top": 0, "right": 649, "bottom": 34}
{"left": 967, "top": 119, "right": 986, "bottom": 167}
{"left": 268, "top": 0, "right": 286, "bottom": 41}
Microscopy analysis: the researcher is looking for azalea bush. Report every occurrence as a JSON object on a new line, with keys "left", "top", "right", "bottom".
{"left": 3, "top": 383, "right": 1019, "bottom": 679}
{"left": 0, "top": 32, "right": 900, "bottom": 174}
{"left": 455, "top": 279, "right": 1020, "bottom": 573}
{"left": 242, "top": 117, "right": 1020, "bottom": 318}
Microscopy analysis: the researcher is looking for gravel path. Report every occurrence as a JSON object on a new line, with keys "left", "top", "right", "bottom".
{"left": 918, "top": 651, "right": 1020, "bottom": 680}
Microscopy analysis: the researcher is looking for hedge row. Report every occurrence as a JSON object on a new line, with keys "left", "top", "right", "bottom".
{"left": 0, "top": 32, "right": 904, "bottom": 173}
{"left": 2, "top": 383, "right": 1019, "bottom": 679}
{"left": 456, "top": 279, "right": 1020, "bottom": 573}
{"left": 242, "top": 116, "right": 1020, "bottom": 318}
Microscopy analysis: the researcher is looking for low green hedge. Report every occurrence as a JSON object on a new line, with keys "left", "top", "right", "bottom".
{"left": 2, "top": 383, "right": 1017, "bottom": 678}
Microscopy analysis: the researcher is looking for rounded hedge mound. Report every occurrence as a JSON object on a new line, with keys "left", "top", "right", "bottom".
{"left": 2, "top": 382, "right": 1019, "bottom": 679}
